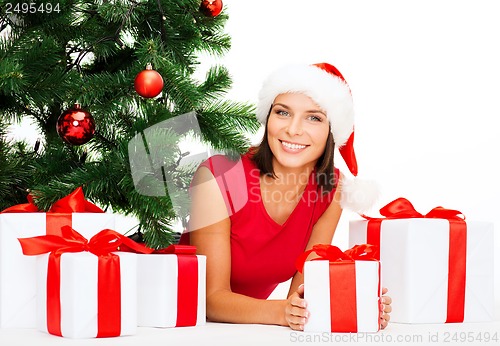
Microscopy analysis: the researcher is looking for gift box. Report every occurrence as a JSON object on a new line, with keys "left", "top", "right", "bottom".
{"left": 0, "top": 187, "right": 114, "bottom": 328}
{"left": 36, "top": 252, "right": 136, "bottom": 338}
{"left": 297, "top": 244, "right": 380, "bottom": 333}
{"left": 18, "top": 226, "right": 152, "bottom": 338}
{"left": 349, "top": 198, "right": 495, "bottom": 323}
{"left": 137, "top": 245, "right": 206, "bottom": 328}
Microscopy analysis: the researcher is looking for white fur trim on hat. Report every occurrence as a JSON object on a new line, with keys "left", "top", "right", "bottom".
{"left": 340, "top": 176, "right": 380, "bottom": 213}
{"left": 256, "top": 64, "right": 354, "bottom": 147}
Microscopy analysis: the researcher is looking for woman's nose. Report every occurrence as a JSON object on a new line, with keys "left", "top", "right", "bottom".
{"left": 286, "top": 117, "right": 303, "bottom": 136}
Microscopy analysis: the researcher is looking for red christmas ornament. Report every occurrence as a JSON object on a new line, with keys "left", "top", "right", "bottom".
{"left": 56, "top": 104, "right": 95, "bottom": 146}
{"left": 199, "top": 0, "right": 223, "bottom": 17}
{"left": 134, "top": 63, "right": 164, "bottom": 98}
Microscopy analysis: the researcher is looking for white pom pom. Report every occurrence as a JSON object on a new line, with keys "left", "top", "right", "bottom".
{"left": 340, "top": 176, "right": 380, "bottom": 213}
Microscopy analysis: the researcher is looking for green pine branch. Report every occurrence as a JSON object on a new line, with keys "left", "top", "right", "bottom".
{"left": 0, "top": 0, "right": 260, "bottom": 249}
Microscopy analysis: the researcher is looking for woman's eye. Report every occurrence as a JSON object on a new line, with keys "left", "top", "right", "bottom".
{"left": 308, "top": 115, "right": 323, "bottom": 122}
{"left": 276, "top": 110, "right": 289, "bottom": 117}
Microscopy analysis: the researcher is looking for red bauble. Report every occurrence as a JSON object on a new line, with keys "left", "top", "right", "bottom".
{"left": 134, "top": 63, "right": 164, "bottom": 98}
{"left": 56, "top": 104, "right": 95, "bottom": 146}
{"left": 199, "top": 0, "right": 223, "bottom": 17}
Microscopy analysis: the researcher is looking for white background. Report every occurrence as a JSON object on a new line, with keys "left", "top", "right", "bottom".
{"left": 7, "top": 0, "right": 499, "bottom": 309}
{"left": 210, "top": 0, "right": 500, "bottom": 309}
{"left": 2, "top": 1, "right": 499, "bottom": 344}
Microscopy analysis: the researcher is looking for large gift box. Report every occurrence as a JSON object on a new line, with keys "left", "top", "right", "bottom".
{"left": 0, "top": 187, "right": 114, "bottom": 328}
{"left": 349, "top": 198, "right": 495, "bottom": 323}
{"left": 137, "top": 245, "right": 206, "bottom": 327}
{"left": 18, "top": 227, "right": 152, "bottom": 338}
{"left": 296, "top": 244, "right": 380, "bottom": 333}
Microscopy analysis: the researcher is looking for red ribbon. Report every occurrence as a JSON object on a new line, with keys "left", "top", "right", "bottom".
{"left": 156, "top": 245, "right": 199, "bottom": 327}
{"left": 1, "top": 187, "right": 104, "bottom": 236}
{"left": 361, "top": 197, "right": 467, "bottom": 323}
{"left": 1, "top": 194, "right": 39, "bottom": 213}
{"left": 295, "top": 243, "right": 379, "bottom": 273}
{"left": 18, "top": 226, "right": 153, "bottom": 337}
{"left": 296, "top": 244, "right": 379, "bottom": 332}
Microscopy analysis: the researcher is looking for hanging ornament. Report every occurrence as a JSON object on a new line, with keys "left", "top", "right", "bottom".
{"left": 56, "top": 103, "right": 95, "bottom": 146}
{"left": 134, "top": 63, "right": 164, "bottom": 98}
{"left": 199, "top": 0, "right": 223, "bottom": 17}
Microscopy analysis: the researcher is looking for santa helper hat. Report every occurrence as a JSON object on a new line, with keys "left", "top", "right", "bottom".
{"left": 256, "top": 62, "right": 379, "bottom": 212}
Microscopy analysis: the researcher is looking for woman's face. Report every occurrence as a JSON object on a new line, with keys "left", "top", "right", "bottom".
{"left": 267, "top": 93, "right": 330, "bottom": 173}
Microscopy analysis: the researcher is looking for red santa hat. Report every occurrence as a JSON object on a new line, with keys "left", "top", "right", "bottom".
{"left": 256, "top": 62, "right": 379, "bottom": 212}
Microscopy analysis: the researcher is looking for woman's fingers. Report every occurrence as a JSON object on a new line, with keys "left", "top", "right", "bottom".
{"left": 383, "top": 303, "right": 392, "bottom": 313}
{"left": 379, "top": 298, "right": 392, "bottom": 313}
{"left": 287, "top": 313, "right": 308, "bottom": 330}
{"left": 290, "top": 295, "right": 306, "bottom": 309}
{"left": 286, "top": 285, "right": 309, "bottom": 330}
{"left": 379, "top": 288, "right": 392, "bottom": 329}
{"left": 381, "top": 295, "right": 392, "bottom": 306}
{"left": 380, "top": 314, "right": 389, "bottom": 329}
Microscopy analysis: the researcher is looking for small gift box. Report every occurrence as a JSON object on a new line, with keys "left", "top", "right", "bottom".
{"left": 349, "top": 197, "right": 495, "bottom": 323}
{"left": 296, "top": 244, "right": 381, "bottom": 333}
{"left": 137, "top": 245, "right": 206, "bottom": 327}
{"left": 0, "top": 187, "right": 114, "bottom": 328}
{"left": 18, "top": 226, "right": 153, "bottom": 338}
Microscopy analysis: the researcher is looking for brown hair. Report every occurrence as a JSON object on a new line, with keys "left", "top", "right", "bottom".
{"left": 250, "top": 114, "right": 337, "bottom": 194}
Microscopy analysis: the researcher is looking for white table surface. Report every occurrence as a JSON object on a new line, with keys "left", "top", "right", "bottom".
{"left": 1, "top": 313, "right": 499, "bottom": 346}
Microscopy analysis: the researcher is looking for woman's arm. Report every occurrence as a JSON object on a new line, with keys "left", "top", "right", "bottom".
{"left": 188, "top": 166, "right": 288, "bottom": 326}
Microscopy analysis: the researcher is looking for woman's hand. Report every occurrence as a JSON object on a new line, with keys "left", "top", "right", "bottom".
{"left": 380, "top": 287, "right": 392, "bottom": 329}
{"left": 285, "top": 284, "right": 309, "bottom": 330}
{"left": 285, "top": 285, "right": 391, "bottom": 330}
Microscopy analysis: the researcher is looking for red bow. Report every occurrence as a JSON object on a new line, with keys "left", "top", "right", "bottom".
{"left": 2, "top": 187, "right": 105, "bottom": 237}
{"left": 296, "top": 243, "right": 378, "bottom": 273}
{"left": 2, "top": 187, "right": 103, "bottom": 213}
{"left": 362, "top": 197, "right": 465, "bottom": 221}
{"left": 18, "top": 226, "right": 153, "bottom": 257}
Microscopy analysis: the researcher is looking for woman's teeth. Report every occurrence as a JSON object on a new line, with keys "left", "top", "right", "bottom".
{"left": 282, "top": 141, "right": 306, "bottom": 150}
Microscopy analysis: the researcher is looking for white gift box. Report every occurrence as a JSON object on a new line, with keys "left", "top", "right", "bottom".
{"left": 304, "top": 260, "right": 380, "bottom": 333}
{"left": 137, "top": 253, "right": 206, "bottom": 327}
{"left": 0, "top": 213, "right": 114, "bottom": 328}
{"left": 36, "top": 252, "right": 136, "bottom": 338}
{"left": 349, "top": 219, "right": 494, "bottom": 323}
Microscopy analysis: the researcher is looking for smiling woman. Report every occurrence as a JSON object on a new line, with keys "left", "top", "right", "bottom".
{"left": 180, "top": 62, "right": 388, "bottom": 331}
{"left": 257, "top": 93, "right": 331, "bottom": 226}
{"left": 266, "top": 93, "right": 330, "bottom": 174}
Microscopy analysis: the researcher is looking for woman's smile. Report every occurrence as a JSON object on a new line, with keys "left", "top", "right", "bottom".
{"left": 279, "top": 140, "right": 309, "bottom": 153}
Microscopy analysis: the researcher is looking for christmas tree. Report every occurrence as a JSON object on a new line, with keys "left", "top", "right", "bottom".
{"left": 0, "top": 0, "right": 259, "bottom": 248}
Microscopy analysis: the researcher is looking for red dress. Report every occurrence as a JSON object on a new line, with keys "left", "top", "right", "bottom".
{"left": 181, "top": 151, "right": 338, "bottom": 299}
